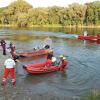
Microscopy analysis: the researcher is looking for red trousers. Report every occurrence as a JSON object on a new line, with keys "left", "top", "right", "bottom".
{"left": 3, "top": 68, "right": 15, "bottom": 80}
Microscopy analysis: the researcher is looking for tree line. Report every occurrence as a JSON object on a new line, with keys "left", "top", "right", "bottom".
{"left": 0, "top": 0, "right": 100, "bottom": 27}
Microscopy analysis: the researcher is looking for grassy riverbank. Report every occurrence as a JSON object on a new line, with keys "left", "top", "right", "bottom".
{"left": 0, "top": 24, "right": 100, "bottom": 28}
{"left": 81, "top": 90, "right": 100, "bottom": 100}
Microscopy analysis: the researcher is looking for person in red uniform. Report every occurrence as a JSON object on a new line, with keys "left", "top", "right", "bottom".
{"left": 0, "top": 39, "right": 6, "bottom": 55}
{"left": 59, "top": 55, "right": 68, "bottom": 71}
{"left": 44, "top": 57, "right": 56, "bottom": 69}
{"left": 9, "top": 41, "right": 15, "bottom": 58}
{"left": 1, "top": 55, "right": 16, "bottom": 86}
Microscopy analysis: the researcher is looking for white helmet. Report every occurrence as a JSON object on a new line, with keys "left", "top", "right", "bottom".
{"left": 59, "top": 55, "right": 64, "bottom": 58}
{"left": 63, "top": 57, "right": 66, "bottom": 60}
{"left": 52, "top": 57, "right": 56, "bottom": 62}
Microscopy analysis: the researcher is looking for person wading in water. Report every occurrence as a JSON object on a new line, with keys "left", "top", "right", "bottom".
{"left": 1, "top": 55, "right": 16, "bottom": 86}
{"left": 9, "top": 41, "right": 15, "bottom": 58}
{"left": 0, "top": 39, "right": 6, "bottom": 55}
{"left": 59, "top": 55, "right": 68, "bottom": 71}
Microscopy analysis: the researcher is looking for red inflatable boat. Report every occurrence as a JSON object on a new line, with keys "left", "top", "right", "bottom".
{"left": 17, "top": 49, "right": 53, "bottom": 57}
{"left": 78, "top": 36, "right": 98, "bottom": 40}
{"left": 23, "top": 63, "right": 59, "bottom": 74}
{"left": 88, "top": 39, "right": 100, "bottom": 44}
{"left": 78, "top": 34, "right": 100, "bottom": 44}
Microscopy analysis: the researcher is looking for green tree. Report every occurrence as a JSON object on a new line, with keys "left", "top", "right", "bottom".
{"left": 84, "top": 2, "right": 99, "bottom": 25}
{"left": 68, "top": 3, "right": 87, "bottom": 25}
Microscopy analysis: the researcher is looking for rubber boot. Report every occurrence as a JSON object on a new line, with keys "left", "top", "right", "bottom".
{"left": 11, "top": 79, "right": 16, "bottom": 86}
{"left": 1, "top": 78, "right": 6, "bottom": 86}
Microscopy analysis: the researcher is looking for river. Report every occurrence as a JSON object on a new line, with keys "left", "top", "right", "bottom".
{"left": 0, "top": 27, "right": 100, "bottom": 100}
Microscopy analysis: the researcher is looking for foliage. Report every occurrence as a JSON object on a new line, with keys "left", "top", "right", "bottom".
{"left": 0, "top": 0, "right": 100, "bottom": 27}
{"left": 81, "top": 90, "right": 100, "bottom": 100}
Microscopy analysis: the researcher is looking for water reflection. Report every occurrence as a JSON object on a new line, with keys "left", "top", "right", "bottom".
{"left": 60, "top": 70, "right": 68, "bottom": 79}
{"left": 0, "top": 27, "right": 100, "bottom": 100}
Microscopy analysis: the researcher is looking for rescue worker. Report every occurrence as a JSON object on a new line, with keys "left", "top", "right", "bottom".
{"left": 47, "top": 53, "right": 53, "bottom": 60}
{"left": 9, "top": 41, "right": 15, "bottom": 58}
{"left": 0, "top": 39, "right": 6, "bottom": 55}
{"left": 44, "top": 36, "right": 53, "bottom": 49}
{"left": 59, "top": 55, "right": 68, "bottom": 71}
{"left": 44, "top": 57, "right": 56, "bottom": 69}
{"left": 83, "top": 31, "right": 88, "bottom": 36}
{"left": 52, "top": 57, "right": 57, "bottom": 66}
{"left": 1, "top": 55, "right": 16, "bottom": 86}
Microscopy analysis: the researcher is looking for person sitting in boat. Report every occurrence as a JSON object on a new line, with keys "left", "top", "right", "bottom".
{"left": 83, "top": 31, "right": 88, "bottom": 36}
{"left": 59, "top": 55, "right": 68, "bottom": 71}
{"left": 47, "top": 52, "right": 53, "bottom": 59}
{"left": 52, "top": 57, "right": 57, "bottom": 66}
{"left": 44, "top": 57, "right": 57, "bottom": 69}
{"left": 43, "top": 36, "right": 53, "bottom": 49}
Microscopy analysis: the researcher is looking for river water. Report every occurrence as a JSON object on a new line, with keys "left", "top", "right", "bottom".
{"left": 0, "top": 27, "right": 100, "bottom": 100}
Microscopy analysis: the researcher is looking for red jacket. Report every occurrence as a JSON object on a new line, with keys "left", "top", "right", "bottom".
{"left": 61, "top": 59, "right": 68, "bottom": 68}
{"left": 44, "top": 59, "right": 53, "bottom": 67}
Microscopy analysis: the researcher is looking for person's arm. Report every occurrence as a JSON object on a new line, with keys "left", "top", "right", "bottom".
{"left": 13, "top": 60, "right": 16, "bottom": 68}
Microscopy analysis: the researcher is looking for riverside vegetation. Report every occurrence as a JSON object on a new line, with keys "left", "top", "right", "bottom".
{"left": 0, "top": 0, "right": 100, "bottom": 27}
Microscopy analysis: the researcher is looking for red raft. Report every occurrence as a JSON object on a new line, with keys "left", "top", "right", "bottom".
{"left": 78, "top": 35, "right": 98, "bottom": 40}
{"left": 78, "top": 34, "right": 100, "bottom": 44}
{"left": 23, "top": 63, "right": 59, "bottom": 74}
{"left": 87, "top": 39, "right": 100, "bottom": 44}
{"left": 17, "top": 49, "right": 53, "bottom": 57}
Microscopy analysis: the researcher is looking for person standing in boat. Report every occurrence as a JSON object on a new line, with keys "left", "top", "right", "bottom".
{"left": 9, "top": 41, "right": 15, "bottom": 58}
{"left": 1, "top": 55, "right": 16, "bottom": 86}
{"left": 83, "top": 31, "right": 88, "bottom": 36}
{"left": 43, "top": 36, "right": 53, "bottom": 49}
{"left": 0, "top": 39, "right": 6, "bottom": 55}
{"left": 59, "top": 55, "right": 68, "bottom": 71}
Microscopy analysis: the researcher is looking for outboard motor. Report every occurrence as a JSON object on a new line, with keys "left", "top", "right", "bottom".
{"left": 44, "top": 45, "right": 50, "bottom": 49}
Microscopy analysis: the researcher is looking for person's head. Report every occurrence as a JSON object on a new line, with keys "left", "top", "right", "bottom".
{"left": 45, "top": 45, "right": 50, "bottom": 49}
{"left": 1, "top": 39, "right": 5, "bottom": 42}
{"left": 47, "top": 53, "right": 53, "bottom": 59}
{"left": 10, "top": 41, "right": 14, "bottom": 44}
{"left": 59, "top": 55, "right": 64, "bottom": 59}
{"left": 63, "top": 57, "right": 66, "bottom": 60}
{"left": 51, "top": 57, "right": 56, "bottom": 62}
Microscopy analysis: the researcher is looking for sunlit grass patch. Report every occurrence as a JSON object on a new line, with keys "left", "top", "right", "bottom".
{"left": 81, "top": 90, "right": 100, "bottom": 100}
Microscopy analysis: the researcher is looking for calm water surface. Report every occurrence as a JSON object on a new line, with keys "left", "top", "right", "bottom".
{"left": 0, "top": 27, "right": 100, "bottom": 100}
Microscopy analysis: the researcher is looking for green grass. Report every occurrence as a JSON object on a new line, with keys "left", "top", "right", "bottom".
{"left": 81, "top": 90, "right": 100, "bottom": 100}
